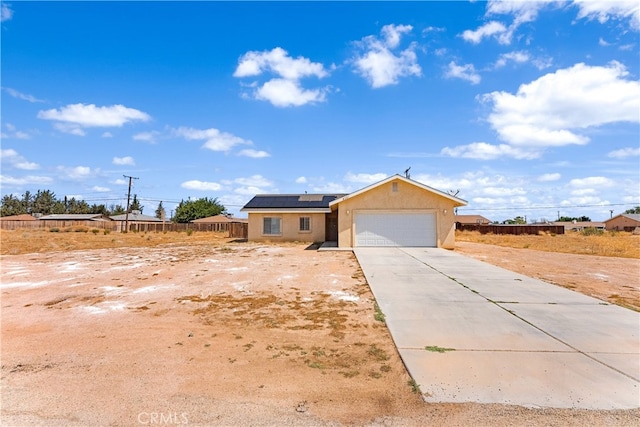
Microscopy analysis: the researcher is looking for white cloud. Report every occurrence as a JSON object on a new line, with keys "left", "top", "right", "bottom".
{"left": 38, "top": 103, "right": 150, "bottom": 136}
{"left": 57, "top": 166, "right": 94, "bottom": 180}
{"left": 234, "top": 47, "right": 328, "bottom": 80}
{"left": 234, "top": 175, "right": 273, "bottom": 188}
{"left": 482, "top": 62, "right": 639, "bottom": 148}
{"left": 461, "top": 21, "right": 508, "bottom": 44}
{"left": 2, "top": 87, "right": 44, "bottom": 103}
{"left": 133, "top": 131, "right": 161, "bottom": 143}
{"left": 173, "top": 127, "right": 252, "bottom": 152}
{"left": 181, "top": 180, "right": 222, "bottom": 191}
{"left": 2, "top": 122, "right": 31, "bottom": 139}
{"left": 0, "top": 174, "right": 53, "bottom": 186}
{"left": 113, "top": 156, "right": 135, "bottom": 166}
{"left": 570, "top": 188, "right": 597, "bottom": 196}
{"left": 538, "top": 173, "right": 561, "bottom": 182}
{"left": 295, "top": 176, "right": 307, "bottom": 184}
{"left": 494, "top": 50, "right": 530, "bottom": 68}
{"left": 444, "top": 61, "right": 481, "bottom": 84}
{"left": 237, "top": 149, "right": 270, "bottom": 158}
{"left": 310, "top": 182, "right": 352, "bottom": 193}
{"left": 1, "top": 3, "right": 13, "bottom": 22}
{"left": 344, "top": 172, "right": 388, "bottom": 184}
{"left": 569, "top": 176, "right": 615, "bottom": 188}
{"left": 573, "top": 0, "right": 640, "bottom": 30}
{"left": 102, "top": 132, "right": 113, "bottom": 138}
{"left": 255, "top": 78, "right": 327, "bottom": 107}
{"left": 234, "top": 185, "right": 267, "bottom": 196}
{"left": 0, "top": 149, "right": 40, "bottom": 170}
{"left": 608, "top": 147, "right": 640, "bottom": 158}
{"left": 234, "top": 47, "right": 329, "bottom": 107}
{"left": 112, "top": 178, "right": 127, "bottom": 185}
{"left": 92, "top": 186, "right": 110, "bottom": 192}
{"left": 352, "top": 24, "right": 422, "bottom": 88}
{"left": 440, "top": 142, "right": 541, "bottom": 160}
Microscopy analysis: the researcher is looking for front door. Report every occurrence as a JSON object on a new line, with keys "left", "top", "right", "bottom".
{"left": 325, "top": 210, "right": 338, "bottom": 241}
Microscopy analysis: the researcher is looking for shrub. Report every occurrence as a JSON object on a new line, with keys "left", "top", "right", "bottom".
{"left": 186, "top": 228, "right": 194, "bottom": 236}
{"left": 581, "top": 227, "right": 604, "bottom": 236}
{"left": 103, "top": 229, "right": 111, "bottom": 235}
{"left": 49, "top": 227, "right": 60, "bottom": 233}
{"left": 91, "top": 228, "right": 100, "bottom": 234}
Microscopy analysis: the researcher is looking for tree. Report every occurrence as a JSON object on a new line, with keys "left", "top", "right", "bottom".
{"left": 67, "top": 198, "right": 90, "bottom": 214}
{"left": 173, "top": 197, "right": 225, "bottom": 223}
{"left": 89, "top": 204, "right": 109, "bottom": 215}
{"left": 155, "top": 201, "right": 166, "bottom": 220}
{"left": 0, "top": 194, "right": 24, "bottom": 216}
{"left": 109, "top": 204, "right": 126, "bottom": 215}
{"left": 558, "top": 215, "right": 591, "bottom": 222}
{"left": 129, "top": 194, "right": 143, "bottom": 213}
{"left": 624, "top": 206, "right": 640, "bottom": 214}
{"left": 32, "top": 190, "right": 65, "bottom": 215}
{"left": 503, "top": 216, "right": 527, "bottom": 225}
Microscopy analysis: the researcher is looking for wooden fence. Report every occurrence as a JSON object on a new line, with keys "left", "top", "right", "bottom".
{"left": 0, "top": 220, "right": 249, "bottom": 239}
{"left": 456, "top": 223, "right": 565, "bottom": 235}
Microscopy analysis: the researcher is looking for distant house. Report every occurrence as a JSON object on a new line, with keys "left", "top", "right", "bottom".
{"left": 191, "top": 214, "right": 248, "bottom": 232}
{"left": 455, "top": 214, "right": 491, "bottom": 225}
{"left": 552, "top": 221, "right": 606, "bottom": 232}
{"left": 605, "top": 214, "right": 640, "bottom": 232}
{"left": 241, "top": 174, "right": 467, "bottom": 249}
{"left": 109, "top": 211, "right": 163, "bottom": 223}
{"left": 38, "top": 214, "right": 111, "bottom": 222}
{"left": 0, "top": 214, "right": 38, "bottom": 222}
{"left": 0, "top": 214, "right": 38, "bottom": 230}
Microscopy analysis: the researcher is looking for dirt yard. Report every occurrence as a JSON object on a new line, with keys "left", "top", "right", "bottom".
{"left": 1, "top": 233, "right": 638, "bottom": 426}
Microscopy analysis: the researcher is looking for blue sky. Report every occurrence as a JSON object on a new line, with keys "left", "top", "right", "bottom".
{"left": 1, "top": 1, "right": 638, "bottom": 222}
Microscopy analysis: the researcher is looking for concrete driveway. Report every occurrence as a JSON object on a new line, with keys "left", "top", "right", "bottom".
{"left": 354, "top": 247, "right": 640, "bottom": 409}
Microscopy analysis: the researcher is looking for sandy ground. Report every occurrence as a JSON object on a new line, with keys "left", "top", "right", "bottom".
{"left": 1, "top": 240, "right": 639, "bottom": 426}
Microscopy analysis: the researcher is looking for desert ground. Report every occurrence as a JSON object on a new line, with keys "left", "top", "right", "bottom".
{"left": 1, "top": 230, "right": 638, "bottom": 426}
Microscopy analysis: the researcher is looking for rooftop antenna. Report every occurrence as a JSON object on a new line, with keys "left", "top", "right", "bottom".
{"left": 404, "top": 167, "right": 411, "bottom": 179}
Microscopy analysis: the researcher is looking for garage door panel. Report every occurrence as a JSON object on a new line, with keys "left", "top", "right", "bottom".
{"left": 355, "top": 212, "right": 436, "bottom": 247}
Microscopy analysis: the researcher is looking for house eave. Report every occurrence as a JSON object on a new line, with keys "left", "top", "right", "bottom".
{"left": 241, "top": 208, "right": 332, "bottom": 214}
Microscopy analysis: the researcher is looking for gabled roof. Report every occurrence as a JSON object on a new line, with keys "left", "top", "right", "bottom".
{"left": 455, "top": 214, "right": 491, "bottom": 224}
{"left": 110, "top": 213, "right": 163, "bottom": 222}
{"left": 192, "top": 214, "right": 248, "bottom": 223}
{"left": 241, "top": 194, "right": 347, "bottom": 213}
{"left": 38, "top": 214, "right": 111, "bottom": 221}
{"left": 0, "top": 214, "right": 38, "bottom": 221}
{"left": 329, "top": 174, "right": 467, "bottom": 207}
{"left": 605, "top": 213, "right": 640, "bottom": 223}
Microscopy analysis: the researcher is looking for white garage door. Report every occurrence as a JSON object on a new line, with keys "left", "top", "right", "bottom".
{"left": 354, "top": 212, "right": 436, "bottom": 247}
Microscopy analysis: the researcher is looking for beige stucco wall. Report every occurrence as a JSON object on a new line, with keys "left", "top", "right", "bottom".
{"left": 606, "top": 216, "right": 640, "bottom": 231}
{"left": 336, "top": 179, "right": 459, "bottom": 249}
{"left": 248, "top": 212, "right": 326, "bottom": 242}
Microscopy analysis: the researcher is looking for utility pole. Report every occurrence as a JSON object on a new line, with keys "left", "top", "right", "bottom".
{"left": 123, "top": 175, "right": 139, "bottom": 233}
{"left": 610, "top": 210, "right": 614, "bottom": 219}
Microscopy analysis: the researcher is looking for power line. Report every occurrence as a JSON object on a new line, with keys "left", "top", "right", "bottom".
{"left": 457, "top": 202, "right": 637, "bottom": 212}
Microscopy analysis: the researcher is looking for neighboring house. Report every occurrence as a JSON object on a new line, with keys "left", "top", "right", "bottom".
{"left": 110, "top": 211, "right": 163, "bottom": 223}
{"left": 191, "top": 214, "right": 248, "bottom": 232}
{"left": 552, "top": 221, "right": 606, "bottom": 232}
{"left": 605, "top": 214, "right": 640, "bottom": 231}
{"left": 191, "top": 214, "right": 248, "bottom": 224}
{"left": 38, "top": 214, "right": 111, "bottom": 222}
{"left": 241, "top": 174, "right": 467, "bottom": 249}
{"left": 455, "top": 214, "right": 491, "bottom": 225}
{"left": 0, "top": 214, "right": 38, "bottom": 221}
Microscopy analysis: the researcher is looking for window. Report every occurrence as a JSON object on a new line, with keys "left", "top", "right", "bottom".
{"left": 263, "top": 217, "right": 281, "bottom": 235}
{"left": 299, "top": 216, "right": 310, "bottom": 232}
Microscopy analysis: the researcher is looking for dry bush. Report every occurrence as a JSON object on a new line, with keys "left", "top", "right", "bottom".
{"left": 456, "top": 230, "right": 640, "bottom": 259}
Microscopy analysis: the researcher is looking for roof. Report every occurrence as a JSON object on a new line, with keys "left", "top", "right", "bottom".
{"left": 110, "top": 212, "right": 163, "bottom": 222}
{"left": 38, "top": 214, "right": 111, "bottom": 221}
{"left": 0, "top": 214, "right": 38, "bottom": 221}
{"left": 192, "top": 214, "right": 248, "bottom": 223}
{"left": 552, "top": 221, "right": 606, "bottom": 229}
{"left": 605, "top": 213, "right": 640, "bottom": 223}
{"left": 455, "top": 214, "right": 491, "bottom": 224}
{"left": 241, "top": 194, "right": 347, "bottom": 213}
{"left": 329, "top": 174, "right": 467, "bottom": 207}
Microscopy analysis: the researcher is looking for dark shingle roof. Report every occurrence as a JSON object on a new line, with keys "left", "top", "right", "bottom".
{"left": 242, "top": 194, "right": 347, "bottom": 210}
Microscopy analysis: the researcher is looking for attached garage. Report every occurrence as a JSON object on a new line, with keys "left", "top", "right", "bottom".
{"left": 354, "top": 211, "right": 436, "bottom": 247}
